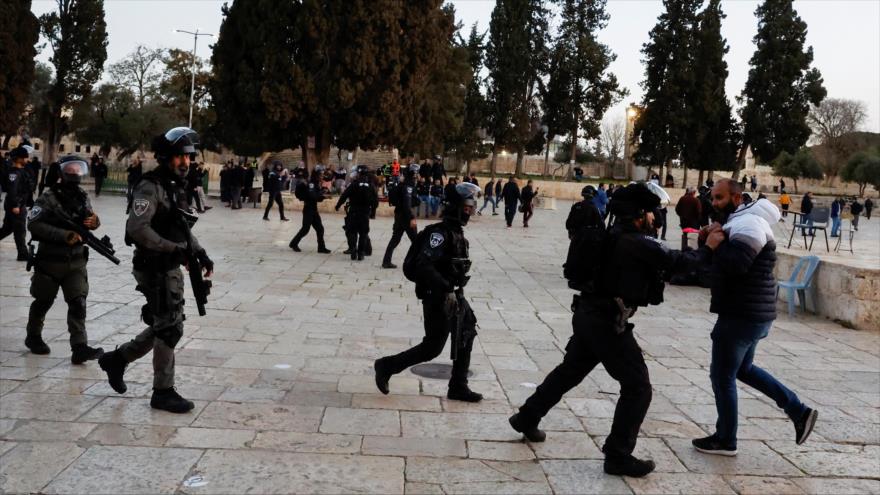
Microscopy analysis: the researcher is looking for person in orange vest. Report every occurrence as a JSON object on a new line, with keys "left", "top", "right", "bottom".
{"left": 391, "top": 159, "right": 401, "bottom": 184}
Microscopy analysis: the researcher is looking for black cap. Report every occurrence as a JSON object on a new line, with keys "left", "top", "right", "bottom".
{"left": 607, "top": 183, "right": 660, "bottom": 218}
{"left": 9, "top": 146, "right": 29, "bottom": 159}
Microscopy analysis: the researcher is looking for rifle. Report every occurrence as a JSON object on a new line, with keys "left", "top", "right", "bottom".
{"left": 55, "top": 214, "right": 121, "bottom": 265}
{"left": 174, "top": 208, "right": 211, "bottom": 316}
{"left": 448, "top": 288, "right": 477, "bottom": 361}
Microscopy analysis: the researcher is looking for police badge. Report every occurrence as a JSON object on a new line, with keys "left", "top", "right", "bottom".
{"left": 429, "top": 232, "right": 444, "bottom": 248}
{"left": 133, "top": 199, "right": 150, "bottom": 216}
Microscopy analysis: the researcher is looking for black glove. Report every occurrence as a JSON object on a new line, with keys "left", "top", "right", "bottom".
{"left": 196, "top": 250, "right": 214, "bottom": 273}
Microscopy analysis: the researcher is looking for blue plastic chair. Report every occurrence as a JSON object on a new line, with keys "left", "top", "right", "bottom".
{"left": 777, "top": 256, "right": 820, "bottom": 316}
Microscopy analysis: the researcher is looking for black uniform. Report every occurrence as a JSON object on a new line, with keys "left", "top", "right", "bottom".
{"left": 335, "top": 176, "right": 378, "bottom": 260}
{"left": 0, "top": 166, "right": 33, "bottom": 260}
{"left": 515, "top": 222, "right": 709, "bottom": 461}
{"left": 263, "top": 168, "right": 287, "bottom": 220}
{"left": 93, "top": 161, "right": 108, "bottom": 197}
{"left": 290, "top": 179, "right": 328, "bottom": 252}
{"left": 382, "top": 179, "right": 419, "bottom": 266}
{"left": 566, "top": 198, "right": 603, "bottom": 238}
{"left": 376, "top": 218, "right": 477, "bottom": 395}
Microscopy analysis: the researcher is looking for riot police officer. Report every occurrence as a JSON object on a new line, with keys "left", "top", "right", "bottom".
{"left": 382, "top": 166, "right": 419, "bottom": 269}
{"left": 99, "top": 127, "right": 214, "bottom": 413}
{"left": 0, "top": 146, "right": 33, "bottom": 260}
{"left": 508, "top": 182, "right": 724, "bottom": 478}
{"left": 24, "top": 156, "right": 104, "bottom": 363}
{"left": 565, "top": 185, "right": 603, "bottom": 239}
{"left": 335, "top": 165, "right": 378, "bottom": 260}
{"left": 374, "top": 182, "right": 483, "bottom": 403}
{"left": 289, "top": 169, "right": 331, "bottom": 253}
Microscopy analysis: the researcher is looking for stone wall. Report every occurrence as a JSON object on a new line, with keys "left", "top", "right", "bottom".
{"left": 774, "top": 252, "right": 880, "bottom": 331}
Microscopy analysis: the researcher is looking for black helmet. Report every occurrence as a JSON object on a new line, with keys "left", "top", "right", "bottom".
{"left": 443, "top": 182, "right": 480, "bottom": 225}
{"left": 581, "top": 185, "right": 596, "bottom": 198}
{"left": 356, "top": 164, "right": 369, "bottom": 175}
{"left": 58, "top": 155, "right": 89, "bottom": 185}
{"left": 607, "top": 182, "right": 660, "bottom": 219}
{"left": 9, "top": 145, "right": 31, "bottom": 160}
{"left": 152, "top": 127, "right": 199, "bottom": 162}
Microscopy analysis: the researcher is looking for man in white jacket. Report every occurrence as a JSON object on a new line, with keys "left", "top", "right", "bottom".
{"left": 693, "top": 179, "right": 818, "bottom": 456}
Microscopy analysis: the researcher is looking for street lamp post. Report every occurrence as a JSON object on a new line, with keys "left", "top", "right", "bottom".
{"left": 175, "top": 28, "right": 213, "bottom": 128}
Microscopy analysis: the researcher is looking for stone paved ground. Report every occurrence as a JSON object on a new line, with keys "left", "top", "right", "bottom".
{"left": 1, "top": 194, "right": 878, "bottom": 494}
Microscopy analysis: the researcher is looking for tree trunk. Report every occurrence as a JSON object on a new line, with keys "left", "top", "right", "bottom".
{"left": 490, "top": 148, "right": 498, "bottom": 177}
{"left": 698, "top": 169, "right": 704, "bottom": 187}
{"left": 732, "top": 143, "right": 748, "bottom": 180}
{"left": 45, "top": 114, "right": 61, "bottom": 166}
{"left": 544, "top": 142, "right": 550, "bottom": 177}
{"left": 1, "top": 135, "right": 11, "bottom": 150}
{"left": 515, "top": 146, "right": 524, "bottom": 178}
{"left": 682, "top": 163, "right": 688, "bottom": 188}
{"left": 793, "top": 179, "right": 798, "bottom": 195}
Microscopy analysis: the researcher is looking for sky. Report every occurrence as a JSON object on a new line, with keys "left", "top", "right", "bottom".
{"left": 31, "top": 0, "right": 880, "bottom": 133}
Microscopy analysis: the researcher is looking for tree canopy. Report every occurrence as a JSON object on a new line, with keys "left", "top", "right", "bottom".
{"left": 771, "top": 148, "right": 823, "bottom": 194}
{"left": 0, "top": 0, "right": 40, "bottom": 145}
{"left": 841, "top": 148, "right": 880, "bottom": 197}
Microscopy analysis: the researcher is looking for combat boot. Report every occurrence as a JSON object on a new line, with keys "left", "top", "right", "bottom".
{"left": 151, "top": 387, "right": 194, "bottom": 413}
{"left": 71, "top": 344, "right": 104, "bottom": 364}
{"left": 447, "top": 386, "right": 483, "bottom": 403}
{"left": 24, "top": 335, "right": 51, "bottom": 355}
{"left": 98, "top": 349, "right": 128, "bottom": 394}
{"left": 603, "top": 455, "right": 655, "bottom": 478}
{"left": 508, "top": 412, "right": 546, "bottom": 442}
{"left": 374, "top": 358, "right": 392, "bottom": 395}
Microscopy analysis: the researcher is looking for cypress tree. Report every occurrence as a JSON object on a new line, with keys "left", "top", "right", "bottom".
{"left": 738, "top": 0, "right": 826, "bottom": 174}
{"left": 0, "top": 0, "right": 39, "bottom": 147}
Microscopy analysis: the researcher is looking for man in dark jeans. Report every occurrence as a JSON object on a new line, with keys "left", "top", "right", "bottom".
{"left": 799, "top": 191, "right": 814, "bottom": 236}
{"left": 501, "top": 175, "right": 520, "bottom": 228}
{"left": 93, "top": 158, "right": 108, "bottom": 197}
{"left": 520, "top": 180, "right": 538, "bottom": 227}
{"left": 693, "top": 179, "right": 817, "bottom": 456}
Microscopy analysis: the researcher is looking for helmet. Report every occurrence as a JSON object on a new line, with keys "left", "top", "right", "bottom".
{"left": 607, "top": 182, "right": 660, "bottom": 219}
{"left": 10, "top": 145, "right": 31, "bottom": 160}
{"left": 581, "top": 185, "right": 596, "bottom": 198}
{"left": 58, "top": 155, "right": 89, "bottom": 186}
{"left": 443, "top": 182, "right": 480, "bottom": 226}
{"left": 409, "top": 163, "right": 420, "bottom": 174}
{"left": 356, "top": 164, "right": 369, "bottom": 174}
{"left": 315, "top": 164, "right": 325, "bottom": 172}
{"left": 644, "top": 181, "right": 670, "bottom": 208}
{"left": 152, "top": 127, "right": 199, "bottom": 162}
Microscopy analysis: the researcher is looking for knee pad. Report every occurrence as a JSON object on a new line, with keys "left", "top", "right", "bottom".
{"left": 67, "top": 296, "right": 87, "bottom": 320}
{"left": 141, "top": 304, "right": 155, "bottom": 325}
{"left": 155, "top": 324, "right": 183, "bottom": 348}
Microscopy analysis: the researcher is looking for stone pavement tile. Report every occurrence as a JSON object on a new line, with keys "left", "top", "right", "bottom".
{"left": 666, "top": 438, "right": 802, "bottom": 476}
{"left": 593, "top": 436, "right": 688, "bottom": 474}
{"left": 0, "top": 418, "right": 18, "bottom": 435}
{"left": 124, "top": 364, "right": 260, "bottom": 388}
{"left": 488, "top": 355, "right": 539, "bottom": 371}
{"left": 837, "top": 405, "right": 880, "bottom": 423}
{"left": 352, "top": 393, "right": 441, "bottom": 412}
{"left": 283, "top": 390, "right": 353, "bottom": 407}
{"left": 441, "top": 398, "right": 513, "bottom": 414}
{"left": 441, "top": 481, "right": 552, "bottom": 494}
{"left": 420, "top": 377, "right": 507, "bottom": 401}
{"left": 320, "top": 407, "right": 400, "bottom": 436}
{"left": 3, "top": 420, "right": 97, "bottom": 442}
{"left": 0, "top": 378, "right": 20, "bottom": 394}
{"left": 216, "top": 385, "right": 287, "bottom": 403}
{"left": 402, "top": 412, "right": 522, "bottom": 441}
{"left": 2, "top": 354, "right": 65, "bottom": 369}
{"left": 13, "top": 376, "right": 97, "bottom": 394}
{"left": 405, "top": 482, "right": 444, "bottom": 494}
{"left": 813, "top": 419, "right": 880, "bottom": 444}
{"left": 82, "top": 380, "right": 153, "bottom": 398}
{"left": 182, "top": 449, "right": 404, "bottom": 494}
{"left": 0, "top": 441, "right": 85, "bottom": 494}
{"left": 0, "top": 392, "right": 101, "bottom": 421}
{"left": 0, "top": 439, "right": 15, "bottom": 456}
{"left": 0, "top": 365, "right": 46, "bottom": 380}
{"left": 338, "top": 374, "right": 420, "bottom": 395}
{"left": 779, "top": 444, "right": 880, "bottom": 477}
{"left": 530, "top": 431, "right": 603, "bottom": 460}
{"left": 467, "top": 440, "right": 536, "bottom": 461}
{"left": 192, "top": 402, "right": 323, "bottom": 432}
{"left": 640, "top": 414, "right": 708, "bottom": 439}
{"left": 540, "top": 460, "right": 632, "bottom": 495}
{"left": 220, "top": 353, "right": 304, "bottom": 370}
{"left": 44, "top": 445, "right": 202, "bottom": 494}
{"left": 303, "top": 356, "right": 375, "bottom": 375}
{"left": 725, "top": 475, "right": 806, "bottom": 494}
{"left": 363, "top": 436, "right": 466, "bottom": 457}
{"left": 39, "top": 362, "right": 115, "bottom": 380}
{"left": 625, "top": 473, "right": 736, "bottom": 495}
{"left": 165, "top": 427, "right": 255, "bottom": 449}
{"left": 250, "top": 431, "right": 362, "bottom": 454}
{"left": 85, "top": 424, "right": 177, "bottom": 446}
{"left": 79, "top": 398, "right": 205, "bottom": 426}
{"left": 565, "top": 397, "right": 617, "bottom": 418}
{"left": 581, "top": 417, "right": 613, "bottom": 436}
{"left": 406, "top": 456, "right": 546, "bottom": 484}
{"left": 540, "top": 408, "right": 584, "bottom": 431}
{"left": 792, "top": 478, "right": 880, "bottom": 495}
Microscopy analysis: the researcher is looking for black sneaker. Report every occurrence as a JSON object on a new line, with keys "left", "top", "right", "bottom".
{"left": 692, "top": 434, "right": 737, "bottom": 456}
{"left": 509, "top": 413, "right": 546, "bottom": 442}
{"left": 289, "top": 244, "right": 302, "bottom": 252}
{"left": 150, "top": 387, "right": 194, "bottom": 413}
{"left": 281, "top": 217, "right": 290, "bottom": 222}
{"left": 447, "top": 387, "right": 483, "bottom": 403}
{"left": 795, "top": 408, "right": 818, "bottom": 445}
{"left": 71, "top": 344, "right": 104, "bottom": 364}
{"left": 603, "top": 455, "right": 656, "bottom": 478}
{"left": 374, "top": 358, "right": 391, "bottom": 395}
{"left": 343, "top": 248, "right": 352, "bottom": 254}
{"left": 382, "top": 262, "right": 397, "bottom": 269}
{"left": 262, "top": 216, "right": 269, "bottom": 221}
{"left": 24, "top": 335, "right": 51, "bottom": 355}
{"left": 357, "top": 253, "right": 365, "bottom": 261}
{"left": 98, "top": 349, "right": 128, "bottom": 394}
{"left": 317, "top": 248, "right": 332, "bottom": 254}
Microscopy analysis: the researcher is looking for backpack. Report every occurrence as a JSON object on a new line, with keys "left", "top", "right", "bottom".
{"left": 563, "top": 224, "right": 609, "bottom": 293}
{"left": 402, "top": 229, "right": 431, "bottom": 282}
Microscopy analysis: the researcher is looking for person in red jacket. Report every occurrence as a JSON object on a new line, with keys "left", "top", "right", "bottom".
{"left": 675, "top": 187, "right": 702, "bottom": 249}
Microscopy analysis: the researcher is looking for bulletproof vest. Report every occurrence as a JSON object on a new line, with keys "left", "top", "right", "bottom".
{"left": 347, "top": 180, "right": 373, "bottom": 211}
{"left": 599, "top": 226, "right": 666, "bottom": 307}
{"left": 33, "top": 187, "right": 90, "bottom": 256}
{"left": 126, "top": 171, "right": 189, "bottom": 250}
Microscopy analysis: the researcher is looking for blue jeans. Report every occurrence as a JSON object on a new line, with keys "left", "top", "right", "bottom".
{"left": 830, "top": 216, "right": 841, "bottom": 236}
{"left": 710, "top": 316, "right": 807, "bottom": 447}
{"left": 800, "top": 214, "right": 814, "bottom": 236}
{"left": 417, "top": 195, "right": 429, "bottom": 217}
{"left": 479, "top": 196, "right": 496, "bottom": 214}
{"left": 428, "top": 196, "right": 440, "bottom": 217}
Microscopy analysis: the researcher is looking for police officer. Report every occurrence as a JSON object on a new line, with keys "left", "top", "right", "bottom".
{"left": 0, "top": 146, "right": 33, "bottom": 261}
{"left": 374, "top": 182, "right": 483, "bottom": 403}
{"left": 263, "top": 160, "right": 290, "bottom": 221}
{"left": 24, "top": 156, "right": 104, "bottom": 363}
{"left": 566, "top": 185, "right": 603, "bottom": 239}
{"left": 98, "top": 127, "right": 214, "bottom": 413}
{"left": 382, "top": 166, "right": 419, "bottom": 269}
{"left": 335, "top": 165, "right": 378, "bottom": 261}
{"left": 290, "top": 168, "right": 331, "bottom": 253}
{"left": 508, "top": 183, "right": 724, "bottom": 478}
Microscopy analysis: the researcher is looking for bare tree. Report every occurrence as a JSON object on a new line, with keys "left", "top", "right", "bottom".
{"left": 600, "top": 117, "right": 626, "bottom": 166}
{"left": 108, "top": 45, "right": 165, "bottom": 108}
{"left": 807, "top": 98, "right": 867, "bottom": 179}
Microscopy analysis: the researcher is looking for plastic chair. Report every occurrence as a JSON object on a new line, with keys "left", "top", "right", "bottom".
{"left": 777, "top": 256, "right": 820, "bottom": 317}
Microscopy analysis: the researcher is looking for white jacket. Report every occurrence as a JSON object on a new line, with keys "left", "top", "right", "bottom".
{"left": 722, "top": 198, "right": 782, "bottom": 253}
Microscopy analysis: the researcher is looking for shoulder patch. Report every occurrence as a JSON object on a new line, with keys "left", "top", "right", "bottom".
{"left": 133, "top": 199, "right": 150, "bottom": 216}
{"left": 27, "top": 205, "right": 42, "bottom": 221}
{"left": 8, "top": 173, "right": 16, "bottom": 182}
{"left": 429, "top": 232, "right": 445, "bottom": 248}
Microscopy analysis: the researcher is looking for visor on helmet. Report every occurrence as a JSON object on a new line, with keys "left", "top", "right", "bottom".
{"left": 163, "top": 127, "right": 200, "bottom": 156}
{"left": 454, "top": 182, "right": 481, "bottom": 201}
{"left": 60, "top": 159, "right": 89, "bottom": 177}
